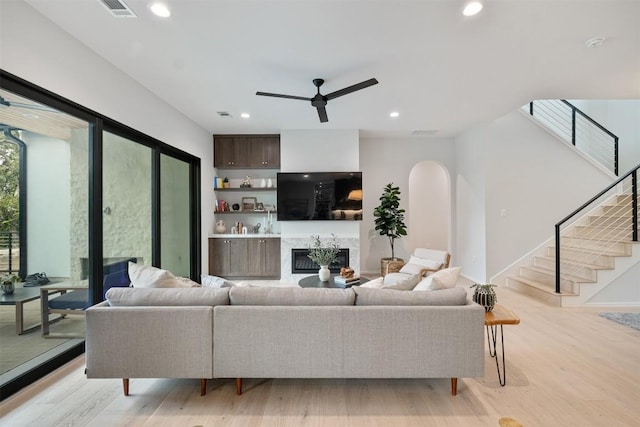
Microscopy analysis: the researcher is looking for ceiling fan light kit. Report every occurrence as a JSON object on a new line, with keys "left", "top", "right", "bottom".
{"left": 256, "top": 77, "right": 379, "bottom": 123}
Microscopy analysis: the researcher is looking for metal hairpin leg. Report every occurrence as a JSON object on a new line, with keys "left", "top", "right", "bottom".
{"left": 486, "top": 324, "right": 507, "bottom": 386}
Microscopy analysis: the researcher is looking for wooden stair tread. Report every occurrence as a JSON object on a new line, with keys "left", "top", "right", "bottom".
{"left": 522, "top": 265, "right": 597, "bottom": 283}
{"left": 551, "top": 245, "right": 629, "bottom": 257}
{"left": 536, "top": 255, "right": 613, "bottom": 271}
{"left": 508, "top": 275, "right": 578, "bottom": 296}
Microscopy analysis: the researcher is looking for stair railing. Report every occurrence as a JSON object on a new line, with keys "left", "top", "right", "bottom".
{"left": 525, "top": 100, "right": 619, "bottom": 176}
{"left": 554, "top": 164, "right": 639, "bottom": 294}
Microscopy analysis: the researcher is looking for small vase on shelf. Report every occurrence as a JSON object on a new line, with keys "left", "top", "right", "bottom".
{"left": 318, "top": 265, "right": 331, "bottom": 282}
{"left": 470, "top": 283, "right": 497, "bottom": 312}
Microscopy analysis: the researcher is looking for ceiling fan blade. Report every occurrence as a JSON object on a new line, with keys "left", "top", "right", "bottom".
{"left": 256, "top": 91, "right": 311, "bottom": 101}
{"left": 316, "top": 105, "right": 328, "bottom": 123}
{"left": 325, "top": 78, "right": 379, "bottom": 100}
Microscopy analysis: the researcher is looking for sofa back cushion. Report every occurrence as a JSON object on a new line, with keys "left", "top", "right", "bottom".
{"left": 106, "top": 287, "right": 230, "bottom": 306}
{"left": 229, "top": 286, "right": 356, "bottom": 306}
{"left": 354, "top": 286, "right": 468, "bottom": 306}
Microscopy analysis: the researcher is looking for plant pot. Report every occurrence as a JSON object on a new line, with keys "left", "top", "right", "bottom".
{"left": 318, "top": 265, "right": 331, "bottom": 282}
{"left": 472, "top": 286, "right": 497, "bottom": 311}
{"left": 380, "top": 257, "right": 404, "bottom": 277}
{"left": 1, "top": 282, "right": 15, "bottom": 295}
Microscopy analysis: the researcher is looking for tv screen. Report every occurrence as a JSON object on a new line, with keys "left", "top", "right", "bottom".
{"left": 277, "top": 172, "right": 363, "bottom": 221}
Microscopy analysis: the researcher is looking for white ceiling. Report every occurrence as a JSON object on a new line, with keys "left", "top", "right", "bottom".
{"left": 22, "top": 0, "right": 640, "bottom": 138}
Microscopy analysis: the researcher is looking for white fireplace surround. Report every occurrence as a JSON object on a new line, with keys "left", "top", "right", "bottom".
{"left": 280, "top": 235, "right": 360, "bottom": 282}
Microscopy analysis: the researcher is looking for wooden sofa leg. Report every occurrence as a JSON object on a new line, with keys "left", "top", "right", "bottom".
{"left": 123, "top": 378, "right": 129, "bottom": 396}
{"left": 235, "top": 378, "right": 243, "bottom": 395}
{"left": 451, "top": 378, "right": 457, "bottom": 396}
{"left": 200, "top": 379, "right": 207, "bottom": 396}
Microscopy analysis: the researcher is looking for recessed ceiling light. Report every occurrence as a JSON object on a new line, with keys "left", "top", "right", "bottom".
{"left": 240, "top": 113, "right": 250, "bottom": 119}
{"left": 463, "top": 1, "right": 483, "bottom": 16}
{"left": 389, "top": 111, "right": 400, "bottom": 118}
{"left": 585, "top": 36, "right": 605, "bottom": 48}
{"left": 150, "top": 3, "right": 171, "bottom": 18}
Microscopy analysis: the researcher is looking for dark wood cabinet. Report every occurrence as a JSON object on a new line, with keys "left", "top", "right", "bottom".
{"left": 208, "top": 237, "right": 280, "bottom": 278}
{"left": 213, "top": 134, "right": 280, "bottom": 169}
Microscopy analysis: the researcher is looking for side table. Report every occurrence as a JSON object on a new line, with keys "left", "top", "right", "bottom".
{"left": 484, "top": 304, "right": 520, "bottom": 386}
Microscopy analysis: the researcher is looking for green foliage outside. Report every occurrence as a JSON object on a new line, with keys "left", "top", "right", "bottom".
{"left": 373, "top": 182, "right": 407, "bottom": 259}
{"left": 0, "top": 140, "right": 20, "bottom": 234}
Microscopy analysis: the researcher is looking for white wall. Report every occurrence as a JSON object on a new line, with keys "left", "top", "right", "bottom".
{"left": 0, "top": 1, "right": 213, "bottom": 273}
{"left": 567, "top": 100, "right": 640, "bottom": 175}
{"left": 408, "top": 161, "right": 450, "bottom": 251}
{"left": 456, "top": 111, "right": 614, "bottom": 282}
{"left": 359, "top": 137, "right": 456, "bottom": 273}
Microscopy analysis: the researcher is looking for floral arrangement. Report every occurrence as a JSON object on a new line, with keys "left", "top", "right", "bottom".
{"left": 307, "top": 234, "right": 340, "bottom": 266}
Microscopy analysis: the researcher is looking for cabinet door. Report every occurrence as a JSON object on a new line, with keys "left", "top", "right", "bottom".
{"left": 214, "top": 136, "right": 249, "bottom": 168}
{"left": 227, "top": 238, "right": 248, "bottom": 276}
{"left": 248, "top": 136, "right": 280, "bottom": 168}
{"left": 209, "top": 239, "right": 230, "bottom": 276}
{"left": 263, "top": 238, "right": 281, "bottom": 277}
{"left": 246, "top": 239, "right": 265, "bottom": 276}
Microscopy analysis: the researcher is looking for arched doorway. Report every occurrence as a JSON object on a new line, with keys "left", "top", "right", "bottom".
{"left": 408, "top": 161, "right": 450, "bottom": 252}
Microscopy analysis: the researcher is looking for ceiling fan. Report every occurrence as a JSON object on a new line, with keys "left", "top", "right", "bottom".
{"left": 256, "top": 77, "right": 379, "bottom": 123}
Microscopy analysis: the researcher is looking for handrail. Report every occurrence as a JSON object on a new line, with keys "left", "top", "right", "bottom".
{"left": 554, "top": 163, "right": 640, "bottom": 293}
{"left": 527, "top": 100, "right": 619, "bottom": 176}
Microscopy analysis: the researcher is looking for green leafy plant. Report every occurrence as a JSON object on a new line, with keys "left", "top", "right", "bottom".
{"left": 307, "top": 234, "right": 340, "bottom": 266}
{"left": 469, "top": 283, "right": 496, "bottom": 291}
{"left": 373, "top": 183, "right": 407, "bottom": 259}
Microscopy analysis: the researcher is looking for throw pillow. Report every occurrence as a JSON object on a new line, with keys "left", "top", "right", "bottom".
{"left": 400, "top": 255, "right": 442, "bottom": 273}
{"left": 360, "top": 277, "right": 385, "bottom": 288}
{"left": 382, "top": 273, "right": 421, "bottom": 290}
{"left": 201, "top": 274, "right": 236, "bottom": 288}
{"left": 413, "top": 266, "right": 461, "bottom": 291}
{"left": 128, "top": 262, "right": 196, "bottom": 288}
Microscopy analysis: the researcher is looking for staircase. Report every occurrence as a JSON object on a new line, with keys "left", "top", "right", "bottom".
{"left": 506, "top": 172, "right": 640, "bottom": 307}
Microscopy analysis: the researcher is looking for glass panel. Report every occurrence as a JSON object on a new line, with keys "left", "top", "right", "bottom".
{"left": 160, "top": 154, "right": 191, "bottom": 277}
{"left": 102, "top": 131, "right": 152, "bottom": 294}
{"left": 0, "top": 88, "right": 89, "bottom": 375}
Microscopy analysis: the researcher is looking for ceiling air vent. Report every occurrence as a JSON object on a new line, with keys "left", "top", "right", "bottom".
{"left": 411, "top": 130, "right": 439, "bottom": 136}
{"left": 217, "top": 111, "right": 233, "bottom": 118}
{"left": 99, "top": 0, "right": 137, "bottom": 18}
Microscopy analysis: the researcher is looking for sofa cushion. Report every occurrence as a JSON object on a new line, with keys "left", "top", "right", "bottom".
{"left": 106, "top": 287, "right": 230, "bottom": 306}
{"left": 354, "top": 286, "right": 468, "bottom": 306}
{"left": 413, "top": 266, "right": 461, "bottom": 291}
{"left": 381, "top": 273, "right": 420, "bottom": 290}
{"left": 229, "top": 286, "right": 356, "bottom": 306}
{"left": 201, "top": 274, "right": 236, "bottom": 288}
{"left": 128, "top": 262, "right": 199, "bottom": 288}
{"left": 360, "top": 277, "right": 384, "bottom": 288}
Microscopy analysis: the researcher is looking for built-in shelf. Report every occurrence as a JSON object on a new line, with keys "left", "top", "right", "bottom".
{"left": 215, "top": 187, "right": 276, "bottom": 192}
{"left": 215, "top": 211, "right": 277, "bottom": 215}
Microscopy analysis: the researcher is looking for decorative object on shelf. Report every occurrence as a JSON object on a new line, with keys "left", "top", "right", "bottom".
{"left": 215, "top": 220, "right": 226, "bottom": 234}
{"left": 470, "top": 283, "right": 497, "bottom": 311}
{"left": 263, "top": 210, "right": 274, "bottom": 234}
{"left": 260, "top": 178, "right": 267, "bottom": 188}
{"left": 223, "top": 177, "right": 230, "bottom": 188}
{"left": 307, "top": 234, "right": 340, "bottom": 281}
{"left": 255, "top": 202, "right": 265, "bottom": 211}
{"left": 267, "top": 178, "right": 274, "bottom": 188}
{"left": 241, "top": 226, "right": 248, "bottom": 234}
{"left": 240, "top": 175, "right": 252, "bottom": 188}
{"left": 232, "top": 203, "right": 240, "bottom": 211}
{"left": 231, "top": 226, "right": 238, "bottom": 234}
{"left": 241, "top": 197, "right": 257, "bottom": 211}
{"left": 253, "top": 223, "right": 261, "bottom": 233}
{"left": 1, "top": 273, "right": 19, "bottom": 295}
{"left": 374, "top": 182, "right": 407, "bottom": 274}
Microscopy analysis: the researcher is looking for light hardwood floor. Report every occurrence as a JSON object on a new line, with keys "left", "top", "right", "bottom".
{"left": 1, "top": 281, "right": 639, "bottom": 427}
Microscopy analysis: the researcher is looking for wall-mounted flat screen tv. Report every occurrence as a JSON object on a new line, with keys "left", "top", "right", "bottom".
{"left": 277, "top": 172, "right": 363, "bottom": 221}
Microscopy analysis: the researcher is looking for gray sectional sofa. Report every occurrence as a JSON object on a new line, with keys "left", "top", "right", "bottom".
{"left": 85, "top": 286, "right": 485, "bottom": 397}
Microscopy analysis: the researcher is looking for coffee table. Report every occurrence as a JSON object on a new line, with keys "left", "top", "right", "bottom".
{"left": 0, "top": 287, "right": 46, "bottom": 334}
{"left": 298, "top": 274, "right": 369, "bottom": 288}
{"left": 485, "top": 304, "right": 520, "bottom": 386}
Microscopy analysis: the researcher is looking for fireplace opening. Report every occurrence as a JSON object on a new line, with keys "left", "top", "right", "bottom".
{"left": 291, "top": 248, "right": 349, "bottom": 274}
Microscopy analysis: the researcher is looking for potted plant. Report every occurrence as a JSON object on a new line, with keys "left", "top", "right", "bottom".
{"left": 307, "top": 234, "right": 340, "bottom": 281}
{"left": 373, "top": 182, "right": 407, "bottom": 275}
{"left": 1, "top": 273, "right": 20, "bottom": 295}
{"left": 470, "top": 283, "right": 497, "bottom": 311}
